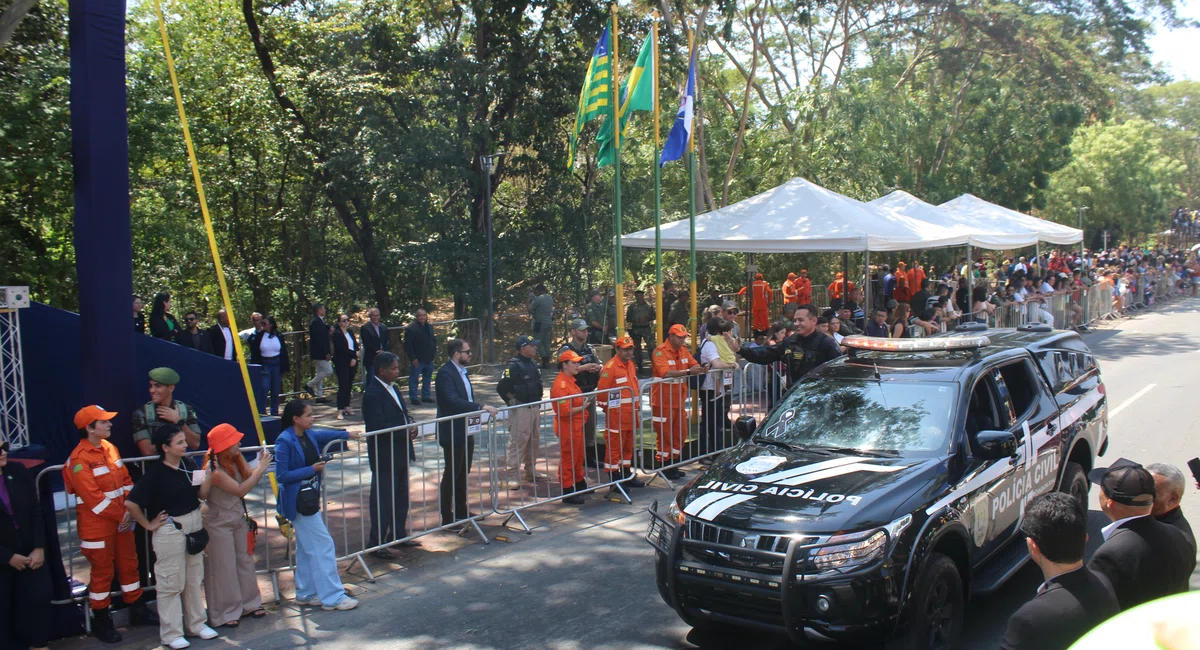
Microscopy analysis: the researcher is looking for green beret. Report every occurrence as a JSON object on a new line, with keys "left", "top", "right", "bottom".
{"left": 149, "top": 367, "right": 180, "bottom": 385}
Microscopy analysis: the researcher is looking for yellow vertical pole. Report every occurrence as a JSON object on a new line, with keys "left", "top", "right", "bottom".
{"left": 153, "top": 1, "right": 278, "bottom": 500}
{"left": 612, "top": 5, "right": 626, "bottom": 337}
{"left": 652, "top": 15, "right": 663, "bottom": 346}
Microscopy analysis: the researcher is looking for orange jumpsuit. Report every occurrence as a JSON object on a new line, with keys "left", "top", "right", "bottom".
{"left": 795, "top": 276, "right": 812, "bottom": 304}
{"left": 829, "top": 275, "right": 856, "bottom": 301}
{"left": 738, "top": 281, "right": 774, "bottom": 332}
{"left": 62, "top": 439, "right": 142, "bottom": 610}
{"left": 781, "top": 279, "right": 799, "bottom": 304}
{"left": 596, "top": 355, "right": 639, "bottom": 473}
{"left": 651, "top": 342, "right": 699, "bottom": 463}
{"left": 550, "top": 372, "right": 587, "bottom": 488}
{"left": 895, "top": 265, "right": 912, "bottom": 302}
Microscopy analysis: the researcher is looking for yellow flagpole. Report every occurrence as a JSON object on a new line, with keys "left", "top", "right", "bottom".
{"left": 653, "top": 14, "right": 663, "bottom": 346}
{"left": 152, "top": 1, "right": 280, "bottom": 504}
{"left": 612, "top": 5, "right": 626, "bottom": 336}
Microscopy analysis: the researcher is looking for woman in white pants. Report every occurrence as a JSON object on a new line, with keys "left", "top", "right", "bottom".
{"left": 126, "top": 425, "right": 216, "bottom": 649}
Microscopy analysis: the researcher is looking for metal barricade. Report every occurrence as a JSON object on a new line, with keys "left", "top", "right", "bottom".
{"left": 36, "top": 446, "right": 286, "bottom": 633}
{"left": 635, "top": 369, "right": 738, "bottom": 488}
{"left": 738, "top": 361, "right": 783, "bottom": 426}
{"left": 993, "top": 302, "right": 1027, "bottom": 328}
{"left": 491, "top": 386, "right": 639, "bottom": 533}
{"left": 319, "top": 410, "right": 494, "bottom": 581}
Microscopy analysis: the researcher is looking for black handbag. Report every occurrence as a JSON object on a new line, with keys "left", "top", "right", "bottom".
{"left": 296, "top": 476, "right": 321, "bottom": 517}
{"left": 185, "top": 528, "right": 209, "bottom": 555}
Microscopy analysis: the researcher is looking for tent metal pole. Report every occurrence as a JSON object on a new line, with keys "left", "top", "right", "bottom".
{"left": 863, "top": 249, "right": 871, "bottom": 319}
{"left": 842, "top": 252, "right": 849, "bottom": 306}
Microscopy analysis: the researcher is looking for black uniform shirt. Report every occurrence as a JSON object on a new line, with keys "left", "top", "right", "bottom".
{"left": 558, "top": 341, "right": 601, "bottom": 393}
{"left": 497, "top": 356, "right": 544, "bottom": 405}
{"left": 738, "top": 330, "right": 842, "bottom": 383}
{"left": 127, "top": 458, "right": 201, "bottom": 519}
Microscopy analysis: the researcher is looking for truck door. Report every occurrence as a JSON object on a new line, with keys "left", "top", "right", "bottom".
{"left": 991, "top": 358, "right": 1061, "bottom": 541}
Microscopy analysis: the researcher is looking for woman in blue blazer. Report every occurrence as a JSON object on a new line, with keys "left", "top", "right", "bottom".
{"left": 275, "top": 400, "right": 360, "bottom": 611}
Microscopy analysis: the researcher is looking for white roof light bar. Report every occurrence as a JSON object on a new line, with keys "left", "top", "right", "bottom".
{"left": 842, "top": 335, "right": 990, "bottom": 352}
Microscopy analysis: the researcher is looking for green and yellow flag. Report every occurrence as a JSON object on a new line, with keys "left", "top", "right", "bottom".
{"left": 597, "top": 31, "right": 655, "bottom": 167}
{"left": 567, "top": 26, "right": 614, "bottom": 170}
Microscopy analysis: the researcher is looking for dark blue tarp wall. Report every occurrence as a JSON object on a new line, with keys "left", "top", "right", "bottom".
{"left": 23, "top": 302, "right": 264, "bottom": 463}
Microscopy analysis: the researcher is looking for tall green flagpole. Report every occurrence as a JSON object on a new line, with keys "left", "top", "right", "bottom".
{"left": 611, "top": 6, "right": 625, "bottom": 335}
{"left": 653, "top": 16, "right": 663, "bottom": 345}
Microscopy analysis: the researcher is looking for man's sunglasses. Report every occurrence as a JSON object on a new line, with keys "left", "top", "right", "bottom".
{"left": 0, "top": 442, "right": 9, "bottom": 454}
{"left": 460, "top": 349, "right": 473, "bottom": 355}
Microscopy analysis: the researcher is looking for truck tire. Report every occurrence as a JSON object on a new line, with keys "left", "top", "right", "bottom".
{"left": 889, "top": 552, "right": 963, "bottom": 650}
{"left": 1059, "top": 461, "right": 1089, "bottom": 514}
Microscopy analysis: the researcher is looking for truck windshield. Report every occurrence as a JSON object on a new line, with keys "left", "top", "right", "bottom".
{"left": 757, "top": 379, "right": 956, "bottom": 455}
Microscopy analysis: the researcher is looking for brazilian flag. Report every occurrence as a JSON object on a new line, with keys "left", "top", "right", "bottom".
{"left": 568, "top": 26, "right": 613, "bottom": 170}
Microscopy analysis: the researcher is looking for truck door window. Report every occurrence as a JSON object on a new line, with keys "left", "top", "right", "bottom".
{"left": 997, "top": 361, "right": 1038, "bottom": 421}
{"left": 966, "top": 376, "right": 1003, "bottom": 444}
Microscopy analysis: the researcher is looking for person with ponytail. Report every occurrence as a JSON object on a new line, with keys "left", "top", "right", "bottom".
{"left": 202, "top": 424, "right": 271, "bottom": 628}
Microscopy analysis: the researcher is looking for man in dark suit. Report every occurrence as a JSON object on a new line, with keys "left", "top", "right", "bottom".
{"left": 361, "top": 352, "right": 418, "bottom": 558}
{"left": 359, "top": 307, "right": 390, "bottom": 386}
{"left": 305, "top": 303, "right": 333, "bottom": 403}
{"left": 1147, "top": 462, "right": 1196, "bottom": 553}
{"left": 1000, "top": 493, "right": 1119, "bottom": 650}
{"left": 1086, "top": 458, "right": 1196, "bottom": 611}
{"left": 435, "top": 339, "right": 497, "bottom": 525}
{"left": 177, "top": 312, "right": 213, "bottom": 354}
{"left": 207, "top": 309, "right": 236, "bottom": 360}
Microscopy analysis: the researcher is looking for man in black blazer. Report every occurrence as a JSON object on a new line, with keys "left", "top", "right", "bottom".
{"left": 1148, "top": 462, "right": 1196, "bottom": 553}
{"left": 305, "top": 303, "right": 334, "bottom": 403}
{"left": 207, "top": 309, "right": 237, "bottom": 360}
{"left": 435, "top": 339, "right": 497, "bottom": 525}
{"left": 359, "top": 307, "right": 390, "bottom": 386}
{"left": 1086, "top": 459, "right": 1196, "bottom": 611}
{"left": 1000, "top": 493, "right": 1118, "bottom": 650}
{"left": 361, "top": 352, "right": 417, "bottom": 558}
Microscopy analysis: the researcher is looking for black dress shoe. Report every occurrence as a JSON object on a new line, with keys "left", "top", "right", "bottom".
{"left": 410, "top": 397, "right": 422, "bottom": 405}
{"left": 396, "top": 540, "right": 422, "bottom": 548}
{"left": 371, "top": 549, "right": 397, "bottom": 559}
{"left": 663, "top": 467, "right": 686, "bottom": 480}
{"left": 562, "top": 494, "right": 585, "bottom": 505}
{"left": 315, "top": 397, "right": 330, "bottom": 404}
{"left": 129, "top": 601, "right": 160, "bottom": 626}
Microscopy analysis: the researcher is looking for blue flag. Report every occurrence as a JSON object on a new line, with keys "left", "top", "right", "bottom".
{"left": 659, "top": 49, "right": 696, "bottom": 167}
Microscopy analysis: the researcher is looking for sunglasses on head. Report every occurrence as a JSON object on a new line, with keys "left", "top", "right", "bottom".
{"left": 0, "top": 442, "right": 9, "bottom": 453}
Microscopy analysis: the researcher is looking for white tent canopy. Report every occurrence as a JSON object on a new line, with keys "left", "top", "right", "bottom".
{"left": 940, "top": 194, "right": 1082, "bottom": 246}
{"left": 869, "top": 190, "right": 1035, "bottom": 250}
{"left": 619, "top": 177, "right": 964, "bottom": 253}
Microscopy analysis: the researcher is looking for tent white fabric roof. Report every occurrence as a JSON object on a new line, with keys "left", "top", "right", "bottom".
{"left": 619, "top": 177, "right": 963, "bottom": 253}
{"left": 869, "top": 190, "right": 1035, "bottom": 249}
{"left": 940, "top": 194, "right": 1082, "bottom": 246}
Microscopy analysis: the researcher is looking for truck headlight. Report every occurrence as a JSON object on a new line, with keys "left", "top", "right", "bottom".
{"left": 665, "top": 500, "right": 686, "bottom": 525}
{"left": 811, "top": 514, "right": 912, "bottom": 572}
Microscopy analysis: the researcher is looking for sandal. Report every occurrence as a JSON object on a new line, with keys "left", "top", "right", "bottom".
{"left": 219, "top": 620, "right": 239, "bottom": 628}
{"left": 249, "top": 608, "right": 267, "bottom": 618}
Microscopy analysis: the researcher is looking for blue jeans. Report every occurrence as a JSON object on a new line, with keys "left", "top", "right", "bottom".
{"left": 291, "top": 512, "right": 347, "bottom": 607}
{"left": 261, "top": 356, "right": 282, "bottom": 415}
{"left": 409, "top": 360, "right": 433, "bottom": 400}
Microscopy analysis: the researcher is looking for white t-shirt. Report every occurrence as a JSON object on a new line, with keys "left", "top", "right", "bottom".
{"left": 699, "top": 340, "right": 723, "bottom": 395}
{"left": 259, "top": 333, "right": 282, "bottom": 358}
{"left": 1040, "top": 282, "right": 1054, "bottom": 294}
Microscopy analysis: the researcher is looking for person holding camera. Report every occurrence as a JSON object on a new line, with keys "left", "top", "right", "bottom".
{"left": 202, "top": 424, "right": 272, "bottom": 628}
{"left": 125, "top": 424, "right": 216, "bottom": 650}
{"left": 274, "top": 400, "right": 361, "bottom": 611}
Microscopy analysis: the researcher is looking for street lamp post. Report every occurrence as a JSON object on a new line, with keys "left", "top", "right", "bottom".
{"left": 1077, "top": 205, "right": 1088, "bottom": 267}
{"left": 482, "top": 152, "right": 505, "bottom": 365}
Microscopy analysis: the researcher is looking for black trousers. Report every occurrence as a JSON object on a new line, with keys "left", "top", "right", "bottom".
{"left": 0, "top": 563, "right": 53, "bottom": 648}
{"left": 439, "top": 437, "right": 475, "bottom": 524}
{"left": 699, "top": 390, "right": 732, "bottom": 456}
{"left": 630, "top": 330, "right": 655, "bottom": 368}
{"left": 367, "top": 434, "right": 412, "bottom": 547}
{"left": 334, "top": 360, "right": 353, "bottom": 409}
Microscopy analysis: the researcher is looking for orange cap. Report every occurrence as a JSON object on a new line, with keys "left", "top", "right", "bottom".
{"left": 74, "top": 405, "right": 117, "bottom": 430}
{"left": 788, "top": 273, "right": 797, "bottom": 280}
{"left": 898, "top": 261, "right": 907, "bottom": 267}
{"left": 668, "top": 324, "right": 690, "bottom": 338}
{"left": 613, "top": 335, "right": 634, "bottom": 349}
{"left": 558, "top": 349, "right": 585, "bottom": 363}
{"left": 207, "top": 423, "right": 245, "bottom": 454}
{"left": 755, "top": 273, "right": 764, "bottom": 280}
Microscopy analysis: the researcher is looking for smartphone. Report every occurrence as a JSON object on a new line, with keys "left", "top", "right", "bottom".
{"left": 319, "top": 453, "right": 334, "bottom": 463}
{"left": 1187, "top": 457, "right": 1200, "bottom": 487}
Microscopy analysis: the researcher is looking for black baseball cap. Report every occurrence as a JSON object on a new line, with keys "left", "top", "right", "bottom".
{"left": 1087, "top": 458, "right": 1156, "bottom": 506}
{"left": 515, "top": 335, "right": 540, "bottom": 349}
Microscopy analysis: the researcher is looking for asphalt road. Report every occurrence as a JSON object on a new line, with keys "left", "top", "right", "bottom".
{"left": 66, "top": 298, "right": 1200, "bottom": 650}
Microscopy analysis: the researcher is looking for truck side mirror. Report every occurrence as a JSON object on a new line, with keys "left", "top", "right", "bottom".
{"left": 734, "top": 416, "right": 757, "bottom": 440}
{"left": 975, "top": 430, "right": 1018, "bottom": 461}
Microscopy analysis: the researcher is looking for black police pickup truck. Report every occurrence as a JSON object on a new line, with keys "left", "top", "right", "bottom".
{"left": 646, "top": 326, "right": 1108, "bottom": 648}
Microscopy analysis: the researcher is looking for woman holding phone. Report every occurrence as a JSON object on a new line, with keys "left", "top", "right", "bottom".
{"left": 202, "top": 424, "right": 272, "bottom": 628}
{"left": 275, "top": 400, "right": 360, "bottom": 611}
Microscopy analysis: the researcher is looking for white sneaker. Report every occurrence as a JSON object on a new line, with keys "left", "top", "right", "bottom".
{"left": 323, "top": 596, "right": 358, "bottom": 611}
{"left": 166, "top": 638, "right": 191, "bottom": 650}
{"left": 193, "top": 626, "right": 218, "bottom": 640}
{"left": 296, "top": 596, "right": 322, "bottom": 607}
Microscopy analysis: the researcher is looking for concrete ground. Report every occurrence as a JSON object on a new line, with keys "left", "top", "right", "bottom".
{"left": 55, "top": 297, "right": 1200, "bottom": 649}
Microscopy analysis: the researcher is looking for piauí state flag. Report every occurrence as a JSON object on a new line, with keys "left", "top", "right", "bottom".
{"left": 659, "top": 48, "right": 696, "bottom": 167}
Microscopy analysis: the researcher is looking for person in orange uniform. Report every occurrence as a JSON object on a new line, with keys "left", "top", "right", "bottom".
{"left": 64, "top": 406, "right": 158, "bottom": 644}
{"left": 894, "top": 261, "right": 912, "bottom": 303}
{"left": 651, "top": 324, "right": 708, "bottom": 480}
{"left": 795, "top": 269, "right": 813, "bottom": 305}
{"left": 737, "top": 273, "right": 774, "bottom": 334}
{"left": 829, "top": 272, "right": 856, "bottom": 301}
{"left": 551, "top": 349, "right": 591, "bottom": 505}
{"left": 596, "top": 336, "right": 644, "bottom": 490}
{"left": 781, "top": 273, "right": 799, "bottom": 305}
